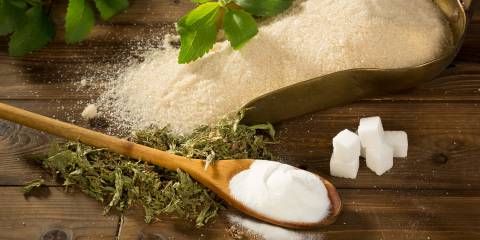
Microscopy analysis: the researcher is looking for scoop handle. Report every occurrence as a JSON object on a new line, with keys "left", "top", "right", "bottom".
{"left": 0, "top": 102, "right": 189, "bottom": 170}
{"left": 462, "top": 0, "right": 472, "bottom": 10}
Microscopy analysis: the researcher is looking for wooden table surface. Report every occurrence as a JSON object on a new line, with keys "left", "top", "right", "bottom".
{"left": 1, "top": 1, "right": 480, "bottom": 239}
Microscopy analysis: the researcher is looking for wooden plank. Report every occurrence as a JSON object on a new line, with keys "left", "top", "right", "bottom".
{"left": 0, "top": 100, "right": 479, "bottom": 190}
{"left": 43, "top": 0, "right": 480, "bottom": 27}
{"left": 49, "top": 0, "right": 194, "bottom": 26}
{"left": 1, "top": 61, "right": 480, "bottom": 101}
{"left": 0, "top": 121, "right": 57, "bottom": 186}
{"left": 0, "top": 9, "right": 479, "bottom": 99}
{"left": 272, "top": 101, "right": 480, "bottom": 189}
{"left": 0, "top": 4, "right": 477, "bottom": 240}
{"left": 0, "top": 6, "right": 477, "bottom": 240}
{"left": 0, "top": 187, "right": 119, "bottom": 240}
{"left": 0, "top": 1, "right": 478, "bottom": 45}
{"left": 0, "top": 100, "right": 90, "bottom": 186}
{"left": 0, "top": 38, "right": 161, "bottom": 85}
{"left": 456, "top": 22, "right": 480, "bottom": 63}
{"left": 1, "top": 21, "right": 479, "bottom": 101}
{"left": 0, "top": 100, "right": 86, "bottom": 123}
{"left": 118, "top": 189, "right": 480, "bottom": 240}
{"left": 378, "top": 62, "right": 480, "bottom": 101}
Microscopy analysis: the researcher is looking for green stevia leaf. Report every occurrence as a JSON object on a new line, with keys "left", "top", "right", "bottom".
{"left": 223, "top": 8, "right": 258, "bottom": 49}
{"left": 0, "top": 0, "right": 26, "bottom": 36}
{"left": 177, "top": 2, "right": 221, "bottom": 32}
{"left": 178, "top": 26, "right": 218, "bottom": 64}
{"left": 177, "top": 2, "right": 221, "bottom": 64}
{"left": 232, "top": 0, "right": 292, "bottom": 17}
{"left": 8, "top": 6, "right": 55, "bottom": 56}
{"left": 95, "top": 0, "right": 129, "bottom": 20}
{"left": 65, "top": 0, "right": 95, "bottom": 43}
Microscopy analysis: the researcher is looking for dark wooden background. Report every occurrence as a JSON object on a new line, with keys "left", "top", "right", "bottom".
{"left": 1, "top": 1, "right": 479, "bottom": 239}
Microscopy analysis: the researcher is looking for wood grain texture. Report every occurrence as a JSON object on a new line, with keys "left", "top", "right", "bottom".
{"left": 0, "top": 187, "right": 119, "bottom": 240}
{"left": 0, "top": 100, "right": 92, "bottom": 186}
{"left": 0, "top": 2, "right": 479, "bottom": 240}
{"left": 272, "top": 101, "right": 480, "bottom": 190}
{"left": 1, "top": 62, "right": 480, "bottom": 101}
{"left": 0, "top": 121, "right": 57, "bottom": 186}
{"left": 0, "top": 5, "right": 479, "bottom": 101}
{"left": 49, "top": 0, "right": 195, "bottom": 26}
{"left": 1, "top": 100, "right": 479, "bottom": 191}
{"left": 119, "top": 189, "right": 480, "bottom": 240}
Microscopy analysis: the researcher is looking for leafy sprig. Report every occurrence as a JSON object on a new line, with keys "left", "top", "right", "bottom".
{"left": 177, "top": 0, "right": 292, "bottom": 64}
{"left": 0, "top": 0, "right": 129, "bottom": 56}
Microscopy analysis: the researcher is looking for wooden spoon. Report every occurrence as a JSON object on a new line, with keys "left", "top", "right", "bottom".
{"left": 0, "top": 102, "right": 341, "bottom": 229}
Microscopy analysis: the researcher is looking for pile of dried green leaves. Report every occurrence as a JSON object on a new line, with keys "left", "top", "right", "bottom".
{"left": 29, "top": 112, "right": 274, "bottom": 227}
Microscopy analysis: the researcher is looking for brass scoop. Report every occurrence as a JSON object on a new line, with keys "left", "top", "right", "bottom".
{"left": 242, "top": 0, "right": 475, "bottom": 124}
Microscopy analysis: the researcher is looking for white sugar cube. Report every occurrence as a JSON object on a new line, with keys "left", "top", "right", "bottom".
{"left": 356, "top": 129, "right": 367, "bottom": 158}
{"left": 360, "top": 146, "right": 366, "bottom": 158}
{"left": 330, "top": 154, "right": 359, "bottom": 179}
{"left": 365, "top": 143, "right": 393, "bottom": 175}
{"left": 384, "top": 131, "right": 408, "bottom": 158}
{"left": 330, "top": 129, "right": 360, "bottom": 179}
{"left": 358, "top": 116, "right": 384, "bottom": 147}
{"left": 332, "top": 129, "right": 361, "bottom": 161}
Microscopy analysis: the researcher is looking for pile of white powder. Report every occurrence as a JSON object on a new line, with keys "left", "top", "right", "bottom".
{"left": 227, "top": 214, "right": 322, "bottom": 240}
{"left": 229, "top": 160, "right": 331, "bottom": 223}
{"left": 96, "top": 0, "right": 452, "bottom": 133}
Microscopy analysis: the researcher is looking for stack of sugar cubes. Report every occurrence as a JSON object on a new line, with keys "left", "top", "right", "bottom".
{"left": 330, "top": 116, "right": 408, "bottom": 178}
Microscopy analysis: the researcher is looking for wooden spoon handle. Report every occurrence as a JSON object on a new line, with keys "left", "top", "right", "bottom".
{"left": 0, "top": 102, "right": 189, "bottom": 170}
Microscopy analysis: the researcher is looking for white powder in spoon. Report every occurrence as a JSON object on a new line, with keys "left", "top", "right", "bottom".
{"left": 229, "top": 160, "right": 331, "bottom": 223}
{"left": 97, "top": 0, "right": 452, "bottom": 133}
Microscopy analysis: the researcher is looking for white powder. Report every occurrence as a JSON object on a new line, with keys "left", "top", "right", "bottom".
{"left": 227, "top": 214, "right": 323, "bottom": 240}
{"left": 229, "top": 160, "right": 331, "bottom": 223}
{"left": 81, "top": 104, "right": 98, "bottom": 120}
{"left": 97, "top": 0, "right": 452, "bottom": 133}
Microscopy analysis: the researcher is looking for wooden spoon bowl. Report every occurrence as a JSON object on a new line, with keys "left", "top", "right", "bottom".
{"left": 182, "top": 159, "right": 342, "bottom": 229}
{"left": 0, "top": 103, "right": 342, "bottom": 229}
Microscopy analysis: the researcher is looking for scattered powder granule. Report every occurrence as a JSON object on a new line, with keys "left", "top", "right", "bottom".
{"left": 228, "top": 160, "right": 331, "bottom": 224}
{"left": 96, "top": 0, "right": 452, "bottom": 133}
{"left": 79, "top": 79, "right": 87, "bottom": 87}
{"left": 81, "top": 104, "right": 98, "bottom": 120}
{"left": 227, "top": 214, "right": 322, "bottom": 240}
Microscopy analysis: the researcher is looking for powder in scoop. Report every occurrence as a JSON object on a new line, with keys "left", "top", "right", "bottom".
{"left": 97, "top": 0, "right": 452, "bottom": 133}
{"left": 229, "top": 160, "right": 331, "bottom": 223}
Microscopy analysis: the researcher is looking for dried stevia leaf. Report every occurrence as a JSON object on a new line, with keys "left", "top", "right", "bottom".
{"left": 22, "top": 179, "right": 45, "bottom": 194}
{"left": 33, "top": 111, "right": 274, "bottom": 227}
